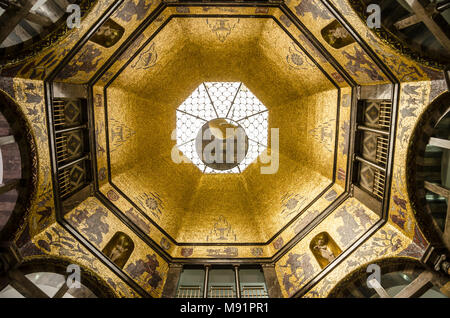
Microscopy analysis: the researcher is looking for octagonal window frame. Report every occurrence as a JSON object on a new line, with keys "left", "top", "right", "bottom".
{"left": 176, "top": 82, "right": 269, "bottom": 174}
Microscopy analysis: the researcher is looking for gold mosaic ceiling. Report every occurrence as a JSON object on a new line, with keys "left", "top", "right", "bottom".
{"left": 24, "top": 0, "right": 440, "bottom": 259}
{"left": 104, "top": 17, "right": 340, "bottom": 243}
{"left": 3, "top": 0, "right": 447, "bottom": 299}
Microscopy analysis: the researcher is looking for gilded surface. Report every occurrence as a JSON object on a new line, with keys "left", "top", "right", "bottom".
{"left": 23, "top": 223, "right": 140, "bottom": 297}
{"left": 0, "top": 0, "right": 446, "bottom": 298}
{"left": 99, "top": 15, "right": 346, "bottom": 245}
{"left": 303, "top": 222, "right": 427, "bottom": 297}
{"left": 65, "top": 196, "right": 169, "bottom": 297}
{"left": 0, "top": 78, "right": 54, "bottom": 241}
{"left": 275, "top": 196, "right": 379, "bottom": 297}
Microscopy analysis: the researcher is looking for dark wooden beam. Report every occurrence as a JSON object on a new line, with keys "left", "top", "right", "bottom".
{"left": 404, "top": 0, "right": 450, "bottom": 51}
{"left": 0, "top": 179, "right": 19, "bottom": 196}
{"left": 394, "top": 271, "right": 433, "bottom": 298}
{"left": 429, "top": 137, "right": 450, "bottom": 150}
{"left": 52, "top": 281, "right": 69, "bottom": 298}
{"left": 367, "top": 278, "right": 390, "bottom": 298}
{"left": 61, "top": 184, "right": 91, "bottom": 215}
{"left": 0, "top": 0, "right": 37, "bottom": 45}
{"left": 0, "top": 274, "right": 9, "bottom": 292}
{"left": 443, "top": 203, "right": 450, "bottom": 247}
{"left": 25, "top": 11, "right": 52, "bottom": 27}
{"left": 348, "top": 282, "right": 365, "bottom": 298}
{"left": 7, "top": 269, "right": 49, "bottom": 298}
{"left": 393, "top": 3, "right": 438, "bottom": 30}
{"left": 353, "top": 185, "right": 382, "bottom": 216}
{"left": 161, "top": 264, "right": 183, "bottom": 298}
{"left": 0, "top": 135, "right": 15, "bottom": 146}
{"left": 261, "top": 264, "right": 282, "bottom": 298}
{"left": 424, "top": 181, "right": 450, "bottom": 198}
{"left": 394, "top": 14, "right": 422, "bottom": 30}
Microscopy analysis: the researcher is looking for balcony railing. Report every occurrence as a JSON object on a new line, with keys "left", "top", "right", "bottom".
{"left": 176, "top": 285, "right": 202, "bottom": 298}
{"left": 241, "top": 285, "right": 268, "bottom": 298}
{"left": 208, "top": 286, "right": 235, "bottom": 298}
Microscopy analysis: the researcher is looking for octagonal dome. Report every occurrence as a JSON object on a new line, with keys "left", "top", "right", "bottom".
{"left": 40, "top": 1, "right": 400, "bottom": 254}
{"left": 100, "top": 16, "right": 340, "bottom": 244}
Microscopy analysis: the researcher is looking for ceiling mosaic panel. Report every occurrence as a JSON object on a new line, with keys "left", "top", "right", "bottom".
{"left": 2, "top": 0, "right": 446, "bottom": 299}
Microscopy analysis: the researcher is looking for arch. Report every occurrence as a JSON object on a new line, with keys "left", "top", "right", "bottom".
{"left": 347, "top": 0, "right": 449, "bottom": 68}
{"left": 0, "top": 89, "right": 37, "bottom": 241}
{"left": 0, "top": 0, "right": 98, "bottom": 66}
{"left": 328, "top": 257, "right": 449, "bottom": 298}
{"left": 406, "top": 91, "right": 450, "bottom": 249}
{"left": 0, "top": 256, "right": 116, "bottom": 298}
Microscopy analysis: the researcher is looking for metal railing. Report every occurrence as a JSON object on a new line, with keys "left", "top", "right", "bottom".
{"left": 208, "top": 286, "right": 235, "bottom": 298}
{"left": 355, "top": 100, "right": 392, "bottom": 201}
{"left": 379, "top": 101, "right": 391, "bottom": 130}
{"left": 375, "top": 135, "right": 389, "bottom": 165}
{"left": 52, "top": 99, "right": 66, "bottom": 128}
{"left": 55, "top": 134, "right": 69, "bottom": 164}
{"left": 176, "top": 285, "right": 202, "bottom": 298}
{"left": 58, "top": 169, "right": 71, "bottom": 198}
{"left": 373, "top": 169, "right": 386, "bottom": 200}
{"left": 241, "top": 285, "right": 268, "bottom": 298}
{"left": 52, "top": 98, "right": 90, "bottom": 199}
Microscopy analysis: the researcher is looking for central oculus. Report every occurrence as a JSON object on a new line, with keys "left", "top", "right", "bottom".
{"left": 195, "top": 118, "right": 249, "bottom": 170}
{"left": 176, "top": 82, "right": 268, "bottom": 174}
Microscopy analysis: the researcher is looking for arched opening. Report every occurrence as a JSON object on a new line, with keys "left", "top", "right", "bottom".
{"left": 0, "top": 90, "right": 37, "bottom": 241}
{"left": 407, "top": 91, "right": 450, "bottom": 250}
{"left": 0, "top": 257, "right": 116, "bottom": 298}
{"left": 328, "top": 257, "right": 449, "bottom": 298}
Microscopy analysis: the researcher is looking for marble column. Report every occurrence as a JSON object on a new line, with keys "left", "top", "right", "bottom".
{"left": 261, "top": 263, "right": 283, "bottom": 298}
{"left": 161, "top": 263, "right": 183, "bottom": 298}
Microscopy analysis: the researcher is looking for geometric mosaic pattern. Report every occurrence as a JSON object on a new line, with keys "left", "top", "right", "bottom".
{"left": 64, "top": 130, "right": 84, "bottom": 161}
{"left": 362, "top": 131, "right": 377, "bottom": 162}
{"left": 359, "top": 162, "right": 375, "bottom": 192}
{"left": 63, "top": 99, "right": 82, "bottom": 127}
{"left": 363, "top": 101, "right": 381, "bottom": 128}
{"left": 68, "top": 162, "right": 86, "bottom": 190}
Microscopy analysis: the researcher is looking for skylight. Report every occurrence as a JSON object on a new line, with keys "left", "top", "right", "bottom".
{"left": 176, "top": 82, "right": 268, "bottom": 173}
